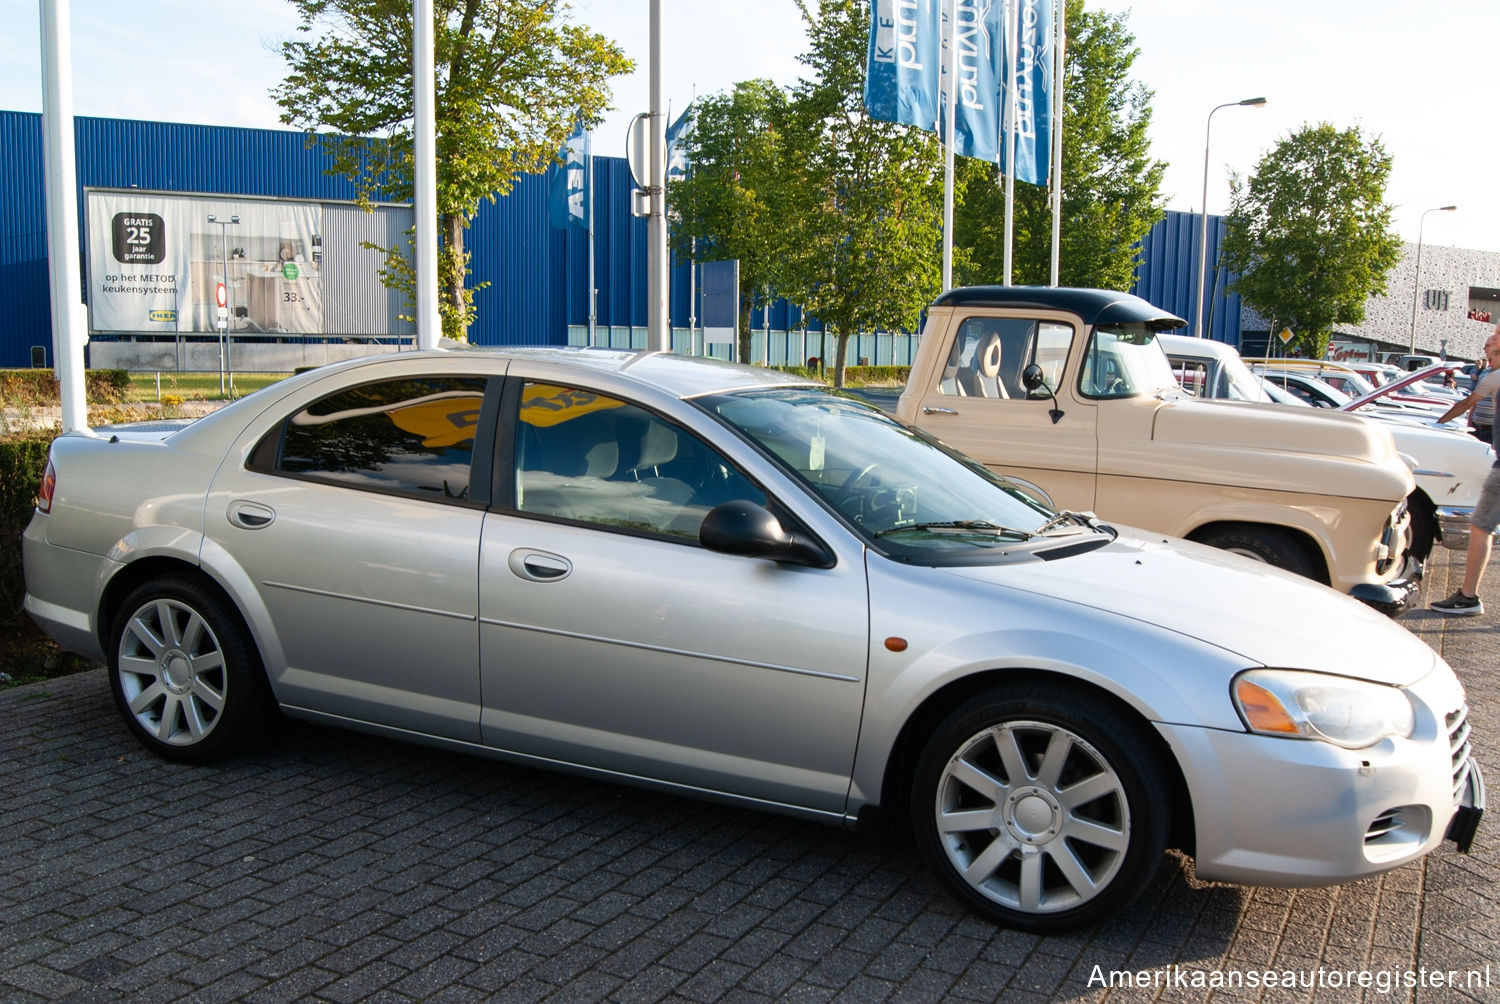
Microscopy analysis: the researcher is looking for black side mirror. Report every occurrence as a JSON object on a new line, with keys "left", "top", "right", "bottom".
{"left": 1021, "top": 363, "right": 1065, "bottom": 424}
{"left": 699, "top": 500, "right": 832, "bottom": 568}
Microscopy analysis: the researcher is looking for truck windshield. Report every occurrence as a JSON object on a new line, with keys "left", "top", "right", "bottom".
{"left": 1079, "top": 325, "right": 1179, "bottom": 398}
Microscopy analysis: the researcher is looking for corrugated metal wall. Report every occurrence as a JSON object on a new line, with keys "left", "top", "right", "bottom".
{"left": 321, "top": 203, "right": 417, "bottom": 336}
{"left": 1133, "top": 209, "right": 1244, "bottom": 347}
{"left": 3, "top": 109, "right": 1226, "bottom": 367}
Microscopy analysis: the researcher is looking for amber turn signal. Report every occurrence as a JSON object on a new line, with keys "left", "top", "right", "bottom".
{"left": 884, "top": 637, "right": 908, "bottom": 652}
{"left": 1233, "top": 679, "right": 1299, "bottom": 734}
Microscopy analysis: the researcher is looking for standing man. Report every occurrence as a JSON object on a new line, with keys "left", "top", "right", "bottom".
{"left": 1430, "top": 326, "right": 1500, "bottom": 614}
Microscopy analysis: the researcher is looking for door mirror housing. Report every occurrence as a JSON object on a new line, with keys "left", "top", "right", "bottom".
{"left": 699, "top": 500, "right": 832, "bottom": 568}
{"left": 1021, "top": 364, "right": 1065, "bottom": 424}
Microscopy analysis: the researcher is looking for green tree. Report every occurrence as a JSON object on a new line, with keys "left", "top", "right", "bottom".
{"left": 955, "top": 0, "right": 1165, "bottom": 289}
{"left": 274, "top": 0, "right": 631, "bottom": 340}
{"left": 778, "top": 0, "right": 946, "bottom": 387}
{"left": 1219, "top": 123, "right": 1402, "bottom": 358}
{"left": 668, "top": 80, "right": 792, "bottom": 363}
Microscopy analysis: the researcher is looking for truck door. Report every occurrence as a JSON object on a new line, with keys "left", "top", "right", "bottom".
{"left": 905, "top": 313, "right": 1099, "bottom": 512}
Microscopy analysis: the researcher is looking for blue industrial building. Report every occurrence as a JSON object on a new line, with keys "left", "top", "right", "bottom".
{"left": 0, "top": 109, "right": 1238, "bottom": 369}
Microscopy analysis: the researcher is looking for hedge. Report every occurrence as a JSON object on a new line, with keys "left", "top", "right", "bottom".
{"left": 0, "top": 369, "right": 130, "bottom": 406}
{"left": 0, "top": 433, "right": 52, "bottom": 633}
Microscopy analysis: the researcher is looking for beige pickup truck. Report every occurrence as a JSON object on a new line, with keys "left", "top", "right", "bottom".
{"left": 895, "top": 286, "right": 1419, "bottom": 615}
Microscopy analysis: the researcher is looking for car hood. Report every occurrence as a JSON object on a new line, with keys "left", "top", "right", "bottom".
{"left": 941, "top": 527, "right": 1436, "bottom": 686}
{"left": 1146, "top": 397, "right": 1413, "bottom": 501}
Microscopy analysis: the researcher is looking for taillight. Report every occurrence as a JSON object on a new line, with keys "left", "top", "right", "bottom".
{"left": 36, "top": 460, "right": 56, "bottom": 514}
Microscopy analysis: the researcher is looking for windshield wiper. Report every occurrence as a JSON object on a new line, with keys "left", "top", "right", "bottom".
{"left": 1035, "top": 510, "right": 1118, "bottom": 539}
{"left": 875, "top": 520, "right": 1035, "bottom": 540}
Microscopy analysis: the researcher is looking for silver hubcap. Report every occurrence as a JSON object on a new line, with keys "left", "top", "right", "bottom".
{"left": 935, "top": 720, "right": 1129, "bottom": 915}
{"left": 1223, "top": 546, "right": 1269, "bottom": 563}
{"left": 117, "top": 599, "right": 227, "bottom": 746}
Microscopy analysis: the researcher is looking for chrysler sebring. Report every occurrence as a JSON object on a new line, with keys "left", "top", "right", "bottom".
{"left": 23, "top": 348, "right": 1481, "bottom": 931}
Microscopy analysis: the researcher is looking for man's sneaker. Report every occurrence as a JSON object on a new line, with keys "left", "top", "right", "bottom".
{"left": 1431, "top": 590, "right": 1484, "bottom": 615}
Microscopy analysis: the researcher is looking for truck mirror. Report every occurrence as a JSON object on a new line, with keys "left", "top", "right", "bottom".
{"left": 1022, "top": 364, "right": 1065, "bottom": 424}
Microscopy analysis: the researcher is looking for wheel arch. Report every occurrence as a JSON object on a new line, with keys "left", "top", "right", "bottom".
{"left": 1186, "top": 519, "right": 1329, "bottom": 584}
{"left": 872, "top": 667, "right": 1196, "bottom": 857}
{"left": 98, "top": 545, "right": 285, "bottom": 694}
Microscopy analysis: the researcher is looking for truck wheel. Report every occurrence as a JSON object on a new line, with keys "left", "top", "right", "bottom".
{"left": 910, "top": 684, "right": 1171, "bottom": 932}
{"left": 107, "top": 574, "right": 275, "bottom": 763}
{"left": 1196, "top": 525, "right": 1316, "bottom": 579}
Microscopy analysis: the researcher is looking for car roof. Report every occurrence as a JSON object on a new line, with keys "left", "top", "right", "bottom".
{"left": 932, "top": 286, "right": 1187, "bottom": 331}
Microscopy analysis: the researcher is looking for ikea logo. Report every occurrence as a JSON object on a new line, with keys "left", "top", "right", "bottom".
{"left": 148, "top": 309, "right": 177, "bottom": 323}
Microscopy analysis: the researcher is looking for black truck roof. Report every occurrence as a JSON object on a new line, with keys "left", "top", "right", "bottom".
{"left": 932, "top": 286, "right": 1188, "bottom": 332}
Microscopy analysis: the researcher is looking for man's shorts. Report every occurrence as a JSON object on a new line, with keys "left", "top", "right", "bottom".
{"left": 1473, "top": 465, "right": 1500, "bottom": 534}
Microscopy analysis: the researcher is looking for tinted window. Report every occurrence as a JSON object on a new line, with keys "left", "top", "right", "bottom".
{"left": 266, "top": 376, "right": 488, "bottom": 500}
{"left": 514, "top": 382, "right": 764, "bottom": 539}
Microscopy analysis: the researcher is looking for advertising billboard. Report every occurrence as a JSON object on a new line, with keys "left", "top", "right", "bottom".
{"left": 87, "top": 190, "right": 324, "bottom": 336}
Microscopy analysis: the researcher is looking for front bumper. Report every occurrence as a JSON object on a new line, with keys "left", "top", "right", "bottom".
{"left": 1349, "top": 553, "right": 1422, "bottom": 618}
{"left": 1158, "top": 667, "right": 1476, "bottom": 886}
{"left": 1435, "top": 505, "right": 1476, "bottom": 550}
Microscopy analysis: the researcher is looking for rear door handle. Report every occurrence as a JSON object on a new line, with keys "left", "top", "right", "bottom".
{"left": 508, "top": 548, "right": 572, "bottom": 582}
{"left": 227, "top": 500, "right": 276, "bottom": 529}
{"left": 922, "top": 406, "right": 958, "bottom": 415}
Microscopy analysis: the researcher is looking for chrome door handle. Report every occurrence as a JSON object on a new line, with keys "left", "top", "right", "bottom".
{"left": 922, "top": 406, "right": 958, "bottom": 415}
{"left": 508, "top": 548, "right": 572, "bottom": 582}
{"left": 227, "top": 500, "right": 276, "bottom": 529}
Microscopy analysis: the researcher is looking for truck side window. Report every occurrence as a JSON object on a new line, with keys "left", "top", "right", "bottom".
{"left": 1031, "top": 323, "right": 1072, "bottom": 396}
{"left": 940, "top": 317, "right": 1064, "bottom": 399}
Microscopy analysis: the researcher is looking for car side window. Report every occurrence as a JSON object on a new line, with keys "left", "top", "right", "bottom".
{"left": 938, "top": 317, "right": 1071, "bottom": 400}
{"left": 251, "top": 376, "right": 487, "bottom": 501}
{"left": 513, "top": 382, "right": 765, "bottom": 539}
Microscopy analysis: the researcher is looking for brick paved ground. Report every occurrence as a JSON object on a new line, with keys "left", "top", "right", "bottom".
{"left": 1, "top": 547, "right": 1494, "bottom": 1003}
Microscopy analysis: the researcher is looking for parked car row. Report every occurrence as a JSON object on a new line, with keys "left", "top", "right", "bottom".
{"left": 22, "top": 287, "right": 1482, "bottom": 933}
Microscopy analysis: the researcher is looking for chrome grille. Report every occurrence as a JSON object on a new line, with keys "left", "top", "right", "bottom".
{"left": 1447, "top": 705, "right": 1474, "bottom": 804}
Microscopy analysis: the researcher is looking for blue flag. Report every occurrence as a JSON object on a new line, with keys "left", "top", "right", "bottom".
{"left": 946, "top": 0, "right": 1004, "bottom": 163}
{"left": 864, "top": 0, "right": 942, "bottom": 131}
{"left": 1003, "top": 0, "right": 1052, "bottom": 185}
{"left": 547, "top": 125, "right": 590, "bottom": 230}
{"left": 666, "top": 102, "right": 695, "bottom": 182}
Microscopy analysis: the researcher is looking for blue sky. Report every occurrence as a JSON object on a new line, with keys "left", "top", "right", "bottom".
{"left": 4, "top": 0, "right": 1494, "bottom": 252}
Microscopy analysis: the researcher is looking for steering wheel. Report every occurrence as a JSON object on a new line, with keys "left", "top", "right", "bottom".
{"left": 833, "top": 462, "right": 880, "bottom": 512}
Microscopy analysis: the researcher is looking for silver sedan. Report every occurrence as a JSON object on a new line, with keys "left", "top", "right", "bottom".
{"left": 23, "top": 347, "right": 1482, "bottom": 932}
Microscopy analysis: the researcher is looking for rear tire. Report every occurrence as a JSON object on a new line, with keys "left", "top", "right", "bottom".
{"left": 107, "top": 574, "right": 274, "bottom": 763}
{"left": 910, "top": 683, "right": 1171, "bottom": 932}
{"left": 1195, "top": 524, "right": 1316, "bottom": 579}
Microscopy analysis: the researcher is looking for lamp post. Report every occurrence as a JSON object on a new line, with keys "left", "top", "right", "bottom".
{"left": 1408, "top": 205, "right": 1457, "bottom": 354}
{"left": 207, "top": 213, "right": 239, "bottom": 396}
{"left": 1195, "top": 96, "right": 1266, "bottom": 338}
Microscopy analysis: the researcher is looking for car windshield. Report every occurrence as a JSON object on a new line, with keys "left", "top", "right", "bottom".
{"left": 696, "top": 386, "right": 1077, "bottom": 556}
{"left": 1079, "top": 324, "right": 1179, "bottom": 398}
{"left": 1206, "top": 351, "right": 1276, "bottom": 402}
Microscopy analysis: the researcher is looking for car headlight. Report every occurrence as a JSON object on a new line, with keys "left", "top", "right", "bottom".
{"left": 1231, "top": 669, "right": 1415, "bottom": 749}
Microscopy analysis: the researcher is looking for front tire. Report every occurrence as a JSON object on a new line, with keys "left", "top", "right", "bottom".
{"left": 911, "top": 684, "right": 1171, "bottom": 932}
{"left": 1195, "top": 524, "right": 1316, "bottom": 579}
{"left": 108, "top": 574, "right": 273, "bottom": 763}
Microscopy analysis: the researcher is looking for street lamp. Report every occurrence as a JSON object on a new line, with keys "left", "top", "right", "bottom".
{"left": 1408, "top": 205, "right": 1457, "bottom": 354}
{"left": 1195, "top": 96, "right": 1267, "bottom": 338}
{"left": 206, "top": 213, "right": 240, "bottom": 395}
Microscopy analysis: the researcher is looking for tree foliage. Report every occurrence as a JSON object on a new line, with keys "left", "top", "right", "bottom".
{"left": 1218, "top": 122, "right": 1402, "bottom": 358}
{"left": 777, "top": 0, "right": 946, "bottom": 386}
{"left": 274, "top": 0, "right": 631, "bottom": 340}
{"left": 668, "top": 81, "right": 793, "bottom": 363}
{"left": 955, "top": 0, "right": 1164, "bottom": 289}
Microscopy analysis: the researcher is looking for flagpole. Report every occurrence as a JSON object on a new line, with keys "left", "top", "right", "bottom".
{"left": 1002, "top": 0, "right": 1017, "bottom": 285}
{"left": 1048, "top": 0, "right": 1065, "bottom": 286}
{"left": 587, "top": 130, "right": 596, "bottom": 347}
{"left": 942, "top": 0, "right": 956, "bottom": 292}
